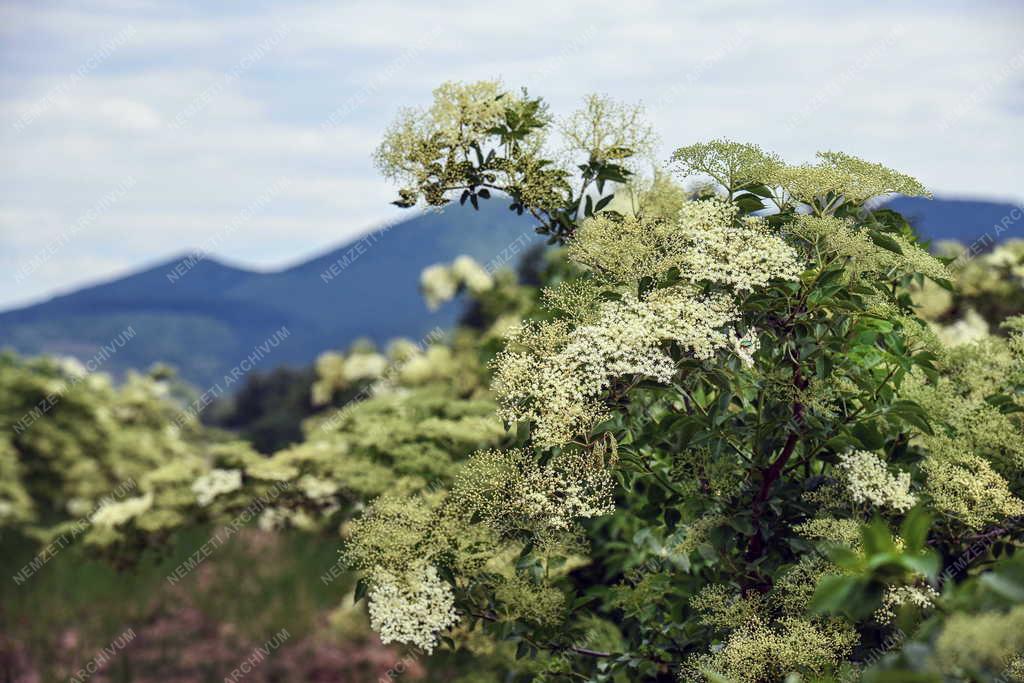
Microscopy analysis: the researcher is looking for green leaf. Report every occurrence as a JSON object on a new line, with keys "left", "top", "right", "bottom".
{"left": 981, "top": 572, "right": 1024, "bottom": 603}
{"left": 888, "top": 400, "right": 934, "bottom": 435}
{"left": 594, "top": 194, "right": 615, "bottom": 212}
{"left": 899, "top": 507, "right": 932, "bottom": 552}
{"left": 852, "top": 421, "right": 885, "bottom": 450}
{"left": 670, "top": 416, "right": 703, "bottom": 449}
{"left": 869, "top": 231, "right": 904, "bottom": 255}
{"left": 866, "top": 552, "right": 904, "bottom": 571}
{"left": 745, "top": 183, "right": 774, "bottom": 198}
{"left": 899, "top": 552, "right": 940, "bottom": 579}
{"left": 735, "top": 194, "right": 764, "bottom": 213}
{"left": 810, "top": 575, "right": 862, "bottom": 614}
{"left": 861, "top": 518, "right": 896, "bottom": 556}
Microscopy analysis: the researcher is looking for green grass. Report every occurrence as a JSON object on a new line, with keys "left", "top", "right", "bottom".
{"left": 1, "top": 527, "right": 349, "bottom": 682}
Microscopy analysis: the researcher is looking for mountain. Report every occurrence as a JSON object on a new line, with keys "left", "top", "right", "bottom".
{"left": 883, "top": 196, "right": 1021, "bottom": 244}
{"left": 1, "top": 195, "right": 1017, "bottom": 389}
{"left": 0, "top": 202, "right": 541, "bottom": 388}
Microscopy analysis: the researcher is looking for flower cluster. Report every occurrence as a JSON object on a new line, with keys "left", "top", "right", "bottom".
{"left": 311, "top": 348, "right": 388, "bottom": 404}
{"left": 452, "top": 447, "right": 615, "bottom": 537}
{"left": 777, "top": 151, "right": 929, "bottom": 209}
{"left": 558, "top": 94, "right": 656, "bottom": 169}
{"left": 933, "top": 605, "right": 1024, "bottom": 675}
{"left": 836, "top": 450, "right": 917, "bottom": 513}
{"left": 191, "top": 468, "right": 243, "bottom": 506}
{"left": 932, "top": 308, "right": 991, "bottom": 347}
{"left": 874, "top": 584, "right": 939, "bottom": 624}
{"left": 920, "top": 442, "right": 1024, "bottom": 529}
{"left": 683, "top": 616, "right": 858, "bottom": 683}
{"left": 451, "top": 255, "right": 494, "bottom": 294}
{"left": 672, "top": 140, "right": 930, "bottom": 215}
{"left": 346, "top": 493, "right": 441, "bottom": 574}
{"left": 793, "top": 516, "right": 864, "bottom": 548}
{"left": 672, "top": 512, "right": 728, "bottom": 555}
{"left": 493, "top": 289, "right": 738, "bottom": 446}
{"left": 90, "top": 492, "right": 153, "bottom": 528}
{"left": 297, "top": 474, "right": 340, "bottom": 500}
{"left": 568, "top": 198, "right": 802, "bottom": 289}
{"left": 494, "top": 196, "right": 802, "bottom": 447}
{"left": 670, "top": 139, "right": 782, "bottom": 194}
{"left": 420, "top": 264, "right": 459, "bottom": 310}
{"left": 793, "top": 215, "right": 949, "bottom": 282}
{"left": 420, "top": 255, "right": 494, "bottom": 310}
{"left": 374, "top": 81, "right": 523, "bottom": 188}
{"left": 366, "top": 563, "right": 459, "bottom": 654}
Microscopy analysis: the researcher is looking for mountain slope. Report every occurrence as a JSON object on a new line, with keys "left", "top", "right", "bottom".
{"left": 883, "top": 196, "right": 1021, "bottom": 244}
{"left": 1, "top": 195, "right": 1016, "bottom": 389}
{"left": 0, "top": 202, "right": 540, "bottom": 388}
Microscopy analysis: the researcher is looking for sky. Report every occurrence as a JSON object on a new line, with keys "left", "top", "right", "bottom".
{"left": 1, "top": 0, "right": 1022, "bottom": 310}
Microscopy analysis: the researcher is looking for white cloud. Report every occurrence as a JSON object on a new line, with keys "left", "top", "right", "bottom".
{"left": 1, "top": 0, "right": 1022, "bottom": 308}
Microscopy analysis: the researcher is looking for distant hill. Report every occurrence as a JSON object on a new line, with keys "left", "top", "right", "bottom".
{"left": 0, "top": 202, "right": 540, "bottom": 388}
{"left": 1, "top": 195, "right": 1017, "bottom": 389}
{"left": 883, "top": 196, "right": 1022, "bottom": 244}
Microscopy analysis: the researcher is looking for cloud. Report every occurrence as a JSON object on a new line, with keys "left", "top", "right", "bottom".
{"left": 1, "top": 0, "right": 1022, "bottom": 308}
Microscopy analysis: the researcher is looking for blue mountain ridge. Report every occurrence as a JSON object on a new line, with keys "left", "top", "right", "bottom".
{"left": 0, "top": 202, "right": 540, "bottom": 388}
{"left": 0, "top": 195, "right": 1017, "bottom": 389}
{"left": 884, "top": 196, "right": 1022, "bottom": 244}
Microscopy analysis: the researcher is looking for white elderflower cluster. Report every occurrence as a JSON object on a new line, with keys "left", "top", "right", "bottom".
{"left": 257, "top": 506, "right": 288, "bottom": 532}
{"left": 670, "top": 139, "right": 783, "bottom": 195}
{"left": 66, "top": 497, "right": 94, "bottom": 517}
{"left": 58, "top": 356, "right": 88, "bottom": 379}
{"left": 775, "top": 151, "right": 930, "bottom": 211}
{"left": 933, "top": 308, "right": 990, "bottom": 348}
{"left": 496, "top": 197, "right": 800, "bottom": 446}
{"left": 393, "top": 345, "right": 460, "bottom": 386}
{"left": 837, "top": 451, "right": 917, "bottom": 513}
{"left": 297, "top": 474, "right": 340, "bottom": 500}
{"left": 559, "top": 94, "right": 657, "bottom": 169}
{"left": 312, "top": 349, "right": 389, "bottom": 404}
{"left": 341, "top": 352, "right": 388, "bottom": 383}
{"left": 191, "top": 468, "right": 243, "bottom": 507}
{"left": 451, "top": 255, "right": 494, "bottom": 294}
{"left": 793, "top": 215, "right": 949, "bottom": 283}
{"left": 874, "top": 584, "right": 940, "bottom": 623}
{"left": 420, "top": 264, "right": 459, "bottom": 310}
{"left": 454, "top": 448, "right": 615, "bottom": 535}
{"left": 90, "top": 492, "right": 153, "bottom": 528}
{"left": 673, "top": 200, "right": 803, "bottom": 292}
{"left": 420, "top": 256, "right": 494, "bottom": 310}
{"left": 569, "top": 198, "right": 802, "bottom": 290}
{"left": 375, "top": 80, "right": 516, "bottom": 184}
{"left": 367, "top": 563, "right": 459, "bottom": 654}
{"left": 493, "top": 288, "right": 738, "bottom": 446}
